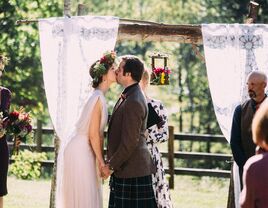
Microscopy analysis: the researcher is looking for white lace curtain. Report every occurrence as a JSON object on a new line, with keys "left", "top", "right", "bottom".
{"left": 38, "top": 16, "right": 119, "bottom": 144}
{"left": 202, "top": 24, "right": 268, "bottom": 208}
{"left": 202, "top": 24, "right": 268, "bottom": 142}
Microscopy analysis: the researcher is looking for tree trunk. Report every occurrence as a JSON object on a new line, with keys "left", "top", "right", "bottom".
{"left": 184, "top": 53, "right": 195, "bottom": 153}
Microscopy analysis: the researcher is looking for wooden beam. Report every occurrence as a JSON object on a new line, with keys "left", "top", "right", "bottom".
{"left": 16, "top": 18, "right": 202, "bottom": 44}
{"left": 118, "top": 19, "right": 202, "bottom": 44}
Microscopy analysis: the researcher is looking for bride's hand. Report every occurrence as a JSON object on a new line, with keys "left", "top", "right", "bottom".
{"left": 100, "top": 165, "right": 111, "bottom": 180}
{"left": 97, "top": 161, "right": 105, "bottom": 177}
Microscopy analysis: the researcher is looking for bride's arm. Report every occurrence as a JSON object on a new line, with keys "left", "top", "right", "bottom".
{"left": 88, "top": 98, "right": 105, "bottom": 168}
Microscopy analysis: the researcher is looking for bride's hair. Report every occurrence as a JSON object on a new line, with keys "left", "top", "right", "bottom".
{"left": 89, "top": 51, "right": 116, "bottom": 88}
{"left": 89, "top": 61, "right": 106, "bottom": 88}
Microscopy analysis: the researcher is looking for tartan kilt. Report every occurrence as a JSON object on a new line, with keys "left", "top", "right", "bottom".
{"left": 109, "top": 174, "right": 157, "bottom": 208}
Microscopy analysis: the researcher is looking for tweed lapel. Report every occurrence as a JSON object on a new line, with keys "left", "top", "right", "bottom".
{"left": 108, "top": 84, "right": 139, "bottom": 129}
{"left": 112, "top": 93, "right": 127, "bottom": 114}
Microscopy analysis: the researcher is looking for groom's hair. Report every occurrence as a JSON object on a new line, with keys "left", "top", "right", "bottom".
{"left": 121, "top": 55, "right": 144, "bottom": 82}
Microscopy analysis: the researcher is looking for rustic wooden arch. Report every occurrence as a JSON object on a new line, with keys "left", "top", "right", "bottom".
{"left": 16, "top": 1, "right": 259, "bottom": 207}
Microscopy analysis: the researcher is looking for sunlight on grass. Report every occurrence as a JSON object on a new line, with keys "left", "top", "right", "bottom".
{"left": 5, "top": 175, "right": 229, "bottom": 208}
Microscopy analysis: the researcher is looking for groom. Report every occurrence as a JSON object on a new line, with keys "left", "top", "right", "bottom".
{"left": 102, "top": 55, "right": 157, "bottom": 208}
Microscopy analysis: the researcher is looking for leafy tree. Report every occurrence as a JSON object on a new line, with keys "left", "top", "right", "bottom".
{"left": 0, "top": 0, "right": 62, "bottom": 123}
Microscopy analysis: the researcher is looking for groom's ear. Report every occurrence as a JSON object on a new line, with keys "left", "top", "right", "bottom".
{"left": 125, "top": 72, "right": 131, "bottom": 77}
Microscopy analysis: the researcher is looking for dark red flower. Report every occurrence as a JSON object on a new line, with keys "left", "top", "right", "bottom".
{"left": 100, "top": 56, "right": 107, "bottom": 64}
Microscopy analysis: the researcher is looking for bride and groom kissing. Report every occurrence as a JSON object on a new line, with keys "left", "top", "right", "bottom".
{"left": 56, "top": 51, "right": 157, "bottom": 208}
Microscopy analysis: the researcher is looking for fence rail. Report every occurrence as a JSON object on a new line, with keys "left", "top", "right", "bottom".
{"left": 8, "top": 125, "right": 232, "bottom": 188}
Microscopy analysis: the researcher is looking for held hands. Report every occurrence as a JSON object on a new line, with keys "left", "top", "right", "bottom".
{"left": 100, "top": 165, "right": 112, "bottom": 180}
{"left": 98, "top": 161, "right": 112, "bottom": 179}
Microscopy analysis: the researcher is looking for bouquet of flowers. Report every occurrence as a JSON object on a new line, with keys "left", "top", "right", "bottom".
{"left": 150, "top": 67, "right": 171, "bottom": 85}
{"left": 149, "top": 52, "right": 171, "bottom": 85}
{"left": 6, "top": 108, "right": 33, "bottom": 154}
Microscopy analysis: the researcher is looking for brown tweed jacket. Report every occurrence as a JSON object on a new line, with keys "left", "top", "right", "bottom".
{"left": 107, "top": 84, "right": 156, "bottom": 178}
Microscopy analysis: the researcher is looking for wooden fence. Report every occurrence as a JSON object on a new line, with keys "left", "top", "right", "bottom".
{"left": 8, "top": 124, "right": 232, "bottom": 188}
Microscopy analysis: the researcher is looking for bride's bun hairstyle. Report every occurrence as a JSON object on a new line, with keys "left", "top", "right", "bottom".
{"left": 89, "top": 51, "right": 117, "bottom": 88}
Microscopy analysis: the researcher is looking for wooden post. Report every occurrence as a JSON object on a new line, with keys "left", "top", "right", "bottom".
{"left": 49, "top": 133, "right": 60, "bottom": 208}
{"left": 227, "top": 2, "right": 260, "bottom": 207}
{"left": 178, "top": 65, "right": 183, "bottom": 132}
{"left": 35, "top": 120, "right": 42, "bottom": 152}
{"left": 245, "top": 1, "right": 260, "bottom": 23}
{"left": 63, "top": 0, "right": 71, "bottom": 16}
{"left": 168, "top": 126, "right": 174, "bottom": 189}
{"left": 49, "top": 1, "right": 71, "bottom": 206}
{"left": 50, "top": 2, "right": 71, "bottom": 207}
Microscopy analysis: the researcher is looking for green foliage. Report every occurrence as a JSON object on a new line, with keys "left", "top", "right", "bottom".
{"left": 0, "top": 0, "right": 62, "bottom": 123}
{"left": 9, "top": 150, "right": 47, "bottom": 180}
{"left": 2, "top": 0, "right": 268, "bottom": 135}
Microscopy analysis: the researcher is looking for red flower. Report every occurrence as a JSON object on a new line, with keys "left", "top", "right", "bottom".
{"left": 100, "top": 56, "right": 107, "bottom": 64}
{"left": 153, "top": 67, "right": 171, "bottom": 75}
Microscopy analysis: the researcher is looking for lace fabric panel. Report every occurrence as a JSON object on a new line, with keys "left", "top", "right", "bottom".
{"left": 39, "top": 16, "right": 118, "bottom": 208}
{"left": 39, "top": 15, "right": 118, "bottom": 140}
{"left": 202, "top": 23, "right": 268, "bottom": 208}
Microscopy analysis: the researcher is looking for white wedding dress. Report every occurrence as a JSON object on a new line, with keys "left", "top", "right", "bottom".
{"left": 56, "top": 89, "right": 108, "bottom": 208}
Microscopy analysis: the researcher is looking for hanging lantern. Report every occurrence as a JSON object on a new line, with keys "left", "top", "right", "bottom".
{"left": 149, "top": 53, "right": 171, "bottom": 85}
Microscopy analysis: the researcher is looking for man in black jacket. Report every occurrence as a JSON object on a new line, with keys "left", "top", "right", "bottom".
{"left": 230, "top": 71, "right": 267, "bottom": 188}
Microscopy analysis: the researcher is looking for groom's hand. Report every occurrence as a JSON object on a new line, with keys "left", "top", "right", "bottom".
{"left": 101, "top": 165, "right": 111, "bottom": 179}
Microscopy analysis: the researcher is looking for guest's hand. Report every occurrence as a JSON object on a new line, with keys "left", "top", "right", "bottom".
{"left": 15, "top": 138, "right": 21, "bottom": 148}
{"left": 144, "top": 129, "right": 149, "bottom": 138}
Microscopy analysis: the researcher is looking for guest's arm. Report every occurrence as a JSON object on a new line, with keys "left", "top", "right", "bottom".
{"left": 147, "top": 100, "right": 168, "bottom": 144}
{"left": 230, "top": 105, "right": 247, "bottom": 167}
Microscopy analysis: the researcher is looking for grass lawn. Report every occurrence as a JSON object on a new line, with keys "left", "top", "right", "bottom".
{"left": 5, "top": 175, "right": 229, "bottom": 208}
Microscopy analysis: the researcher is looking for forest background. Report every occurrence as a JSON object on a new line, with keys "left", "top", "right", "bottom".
{"left": 1, "top": 0, "right": 268, "bottom": 135}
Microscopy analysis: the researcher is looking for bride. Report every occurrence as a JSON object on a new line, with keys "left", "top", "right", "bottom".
{"left": 56, "top": 51, "right": 117, "bottom": 208}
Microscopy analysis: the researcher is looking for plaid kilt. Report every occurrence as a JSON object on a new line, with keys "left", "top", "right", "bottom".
{"left": 109, "top": 174, "right": 157, "bottom": 208}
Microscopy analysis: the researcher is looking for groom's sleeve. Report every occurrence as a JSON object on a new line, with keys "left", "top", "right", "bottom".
{"left": 108, "top": 100, "right": 145, "bottom": 171}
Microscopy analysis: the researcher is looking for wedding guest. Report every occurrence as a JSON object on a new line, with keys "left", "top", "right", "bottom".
{"left": 230, "top": 71, "right": 267, "bottom": 188}
{"left": 0, "top": 54, "right": 11, "bottom": 208}
{"left": 140, "top": 69, "right": 173, "bottom": 208}
{"left": 240, "top": 99, "right": 268, "bottom": 208}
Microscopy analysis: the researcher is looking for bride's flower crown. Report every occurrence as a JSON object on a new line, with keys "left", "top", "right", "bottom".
{"left": 92, "top": 51, "right": 117, "bottom": 82}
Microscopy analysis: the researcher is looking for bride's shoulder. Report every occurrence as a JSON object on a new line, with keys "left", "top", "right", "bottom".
{"left": 90, "top": 89, "right": 106, "bottom": 104}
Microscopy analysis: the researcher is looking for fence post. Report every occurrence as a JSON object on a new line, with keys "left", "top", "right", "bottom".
{"left": 36, "top": 120, "right": 42, "bottom": 152}
{"left": 206, "top": 141, "right": 211, "bottom": 153}
{"left": 168, "top": 126, "right": 174, "bottom": 189}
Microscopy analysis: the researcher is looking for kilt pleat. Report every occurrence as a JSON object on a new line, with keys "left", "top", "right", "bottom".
{"left": 109, "top": 174, "right": 157, "bottom": 208}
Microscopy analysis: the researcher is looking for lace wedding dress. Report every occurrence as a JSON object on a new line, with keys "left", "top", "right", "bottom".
{"left": 56, "top": 89, "right": 108, "bottom": 208}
